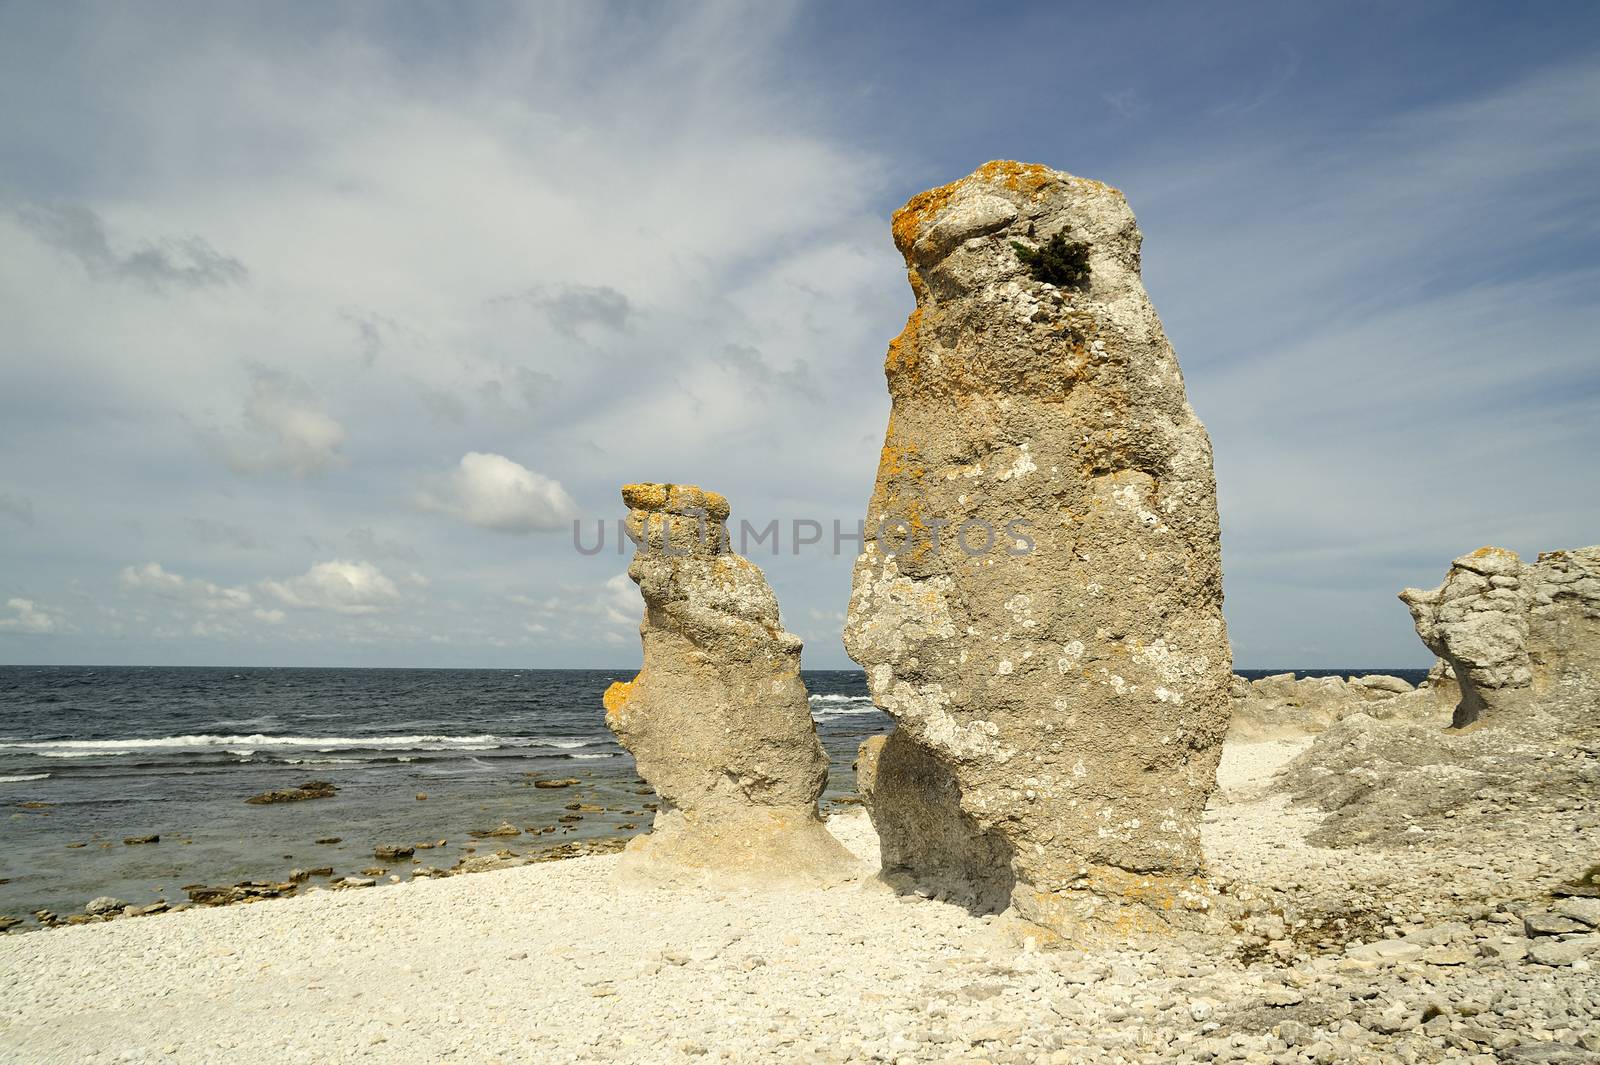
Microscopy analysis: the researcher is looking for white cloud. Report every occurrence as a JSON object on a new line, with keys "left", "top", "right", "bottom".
{"left": 602, "top": 572, "right": 638, "bottom": 626}
{"left": 225, "top": 368, "right": 345, "bottom": 477}
{"left": 119, "top": 562, "right": 254, "bottom": 612}
{"left": 0, "top": 597, "right": 69, "bottom": 634}
{"left": 259, "top": 559, "right": 401, "bottom": 615}
{"left": 416, "top": 452, "right": 578, "bottom": 533}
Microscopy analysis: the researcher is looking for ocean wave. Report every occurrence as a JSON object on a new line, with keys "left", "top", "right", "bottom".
{"left": 808, "top": 694, "right": 881, "bottom": 720}
{"left": 0, "top": 772, "right": 51, "bottom": 783}
{"left": 0, "top": 733, "right": 596, "bottom": 759}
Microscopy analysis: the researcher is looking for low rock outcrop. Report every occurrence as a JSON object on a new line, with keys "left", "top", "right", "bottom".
{"left": 1401, "top": 546, "right": 1600, "bottom": 728}
{"left": 1227, "top": 671, "right": 1451, "bottom": 741}
{"left": 605, "top": 483, "right": 855, "bottom": 885}
{"left": 843, "top": 162, "right": 1232, "bottom": 936}
{"left": 1282, "top": 545, "right": 1600, "bottom": 847}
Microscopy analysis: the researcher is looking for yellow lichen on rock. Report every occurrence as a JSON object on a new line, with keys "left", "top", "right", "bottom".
{"left": 602, "top": 677, "right": 638, "bottom": 720}
{"left": 621, "top": 483, "right": 730, "bottom": 521}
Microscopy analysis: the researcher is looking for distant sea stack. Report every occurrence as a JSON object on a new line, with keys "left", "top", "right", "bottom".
{"left": 604, "top": 483, "right": 856, "bottom": 885}
{"left": 1401, "top": 545, "right": 1600, "bottom": 729}
{"left": 843, "top": 162, "right": 1232, "bottom": 935}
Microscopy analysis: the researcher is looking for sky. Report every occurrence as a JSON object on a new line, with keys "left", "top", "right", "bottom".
{"left": 1, "top": 1, "right": 1596, "bottom": 670}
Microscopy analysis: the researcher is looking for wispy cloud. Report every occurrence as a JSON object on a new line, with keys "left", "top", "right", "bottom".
{"left": 222, "top": 367, "right": 346, "bottom": 478}
{"left": 7, "top": 199, "right": 246, "bottom": 291}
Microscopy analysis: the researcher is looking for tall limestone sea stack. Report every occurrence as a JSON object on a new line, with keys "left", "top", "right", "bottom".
{"left": 604, "top": 483, "right": 856, "bottom": 885}
{"left": 844, "top": 162, "right": 1232, "bottom": 935}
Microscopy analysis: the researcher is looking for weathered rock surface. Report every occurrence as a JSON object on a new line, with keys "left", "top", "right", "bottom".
{"left": 605, "top": 483, "right": 855, "bottom": 885}
{"left": 1281, "top": 545, "right": 1600, "bottom": 848}
{"left": 843, "top": 161, "right": 1232, "bottom": 934}
{"left": 1401, "top": 545, "right": 1600, "bottom": 728}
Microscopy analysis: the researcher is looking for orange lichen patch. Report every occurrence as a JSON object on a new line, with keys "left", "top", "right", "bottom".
{"left": 884, "top": 307, "right": 923, "bottom": 378}
{"left": 621, "top": 483, "right": 669, "bottom": 511}
{"left": 878, "top": 441, "right": 919, "bottom": 481}
{"left": 891, "top": 161, "right": 1052, "bottom": 256}
{"left": 602, "top": 677, "right": 639, "bottom": 720}
{"left": 892, "top": 180, "right": 962, "bottom": 255}
{"left": 972, "top": 159, "right": 1054, "bottom": 196}
{"left": 622, "top": 483, "right": 730, "bottom": 522}
{"left": 891, "top": 161, "right": 1120, "bottom": 257}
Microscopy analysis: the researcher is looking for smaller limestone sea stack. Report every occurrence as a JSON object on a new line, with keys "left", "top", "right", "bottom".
{"left": 604, "top": 483, "right": 856, "bottom": 885}
{"left": 1400, "top": 545, "right": 1600, "bottom": 729}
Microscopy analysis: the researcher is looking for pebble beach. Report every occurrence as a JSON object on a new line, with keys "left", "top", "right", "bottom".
{"left": 6, "top": 737, "right": 1597, "bottom": 1065}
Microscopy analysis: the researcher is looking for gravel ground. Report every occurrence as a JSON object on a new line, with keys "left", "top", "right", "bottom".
{"left": 2, "top": 738, "right": 1597, "bottom": 1065}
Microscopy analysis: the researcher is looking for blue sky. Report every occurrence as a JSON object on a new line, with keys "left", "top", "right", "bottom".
{"left": 1, "top": 1, "right": 1596, "bottom": 669}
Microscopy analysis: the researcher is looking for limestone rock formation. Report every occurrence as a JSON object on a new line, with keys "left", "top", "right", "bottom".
{"left": 1400, "top": 546, "right": 1600, "bottom": 728}
{"left": 1227, "top": 672, "right": 1442, "bottom": 742}
{"left": 843, "top": 162, "right": 1232, "bottom": 934}
{"left": 604, "top": 483, "right": 856, "bottom": 884}
{"left": 1282, "top": 545, "right": 1600, "bottom": 847}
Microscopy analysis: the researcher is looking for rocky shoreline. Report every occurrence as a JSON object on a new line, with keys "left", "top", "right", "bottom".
{"left": 3, "top": 768, "right": 877, "bottom": 935}
{"left": 3, "top": 736, "right": 1597, "bottom": 1064}
{"left": 2, "top": 772, "right": 654, "bottom": 934}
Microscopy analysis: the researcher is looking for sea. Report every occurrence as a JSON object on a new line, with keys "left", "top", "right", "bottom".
{"left": 0, "top": 665, "right": 1427, "bottom": 925}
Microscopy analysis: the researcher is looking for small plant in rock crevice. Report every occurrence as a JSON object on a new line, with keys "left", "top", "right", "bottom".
{"left": 1011, "top": 230, "right": 1091, "bottom": 289}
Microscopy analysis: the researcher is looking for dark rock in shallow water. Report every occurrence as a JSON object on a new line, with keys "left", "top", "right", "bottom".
{"left": 186, "top": 885, "right": 244, "bottom": 905}
{"left": 532, "top": 778, "right": 579, "bottom": 789}
{"left": 123, "top": 834, "right": 159, "bottom": 845}
{"left": 245, "top": 781, "right": 338, "bottom": 805}
{"left": 373, "top": 844, "right": 414, "bottom": 861}
{"left": 469, "top": 822, "right": 521, "bottom": 839}
{"left": 314, "top": 836, "right": 342, "bottom": 845}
